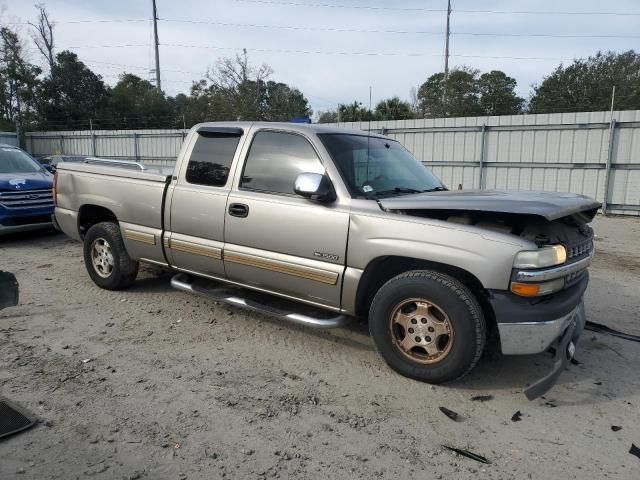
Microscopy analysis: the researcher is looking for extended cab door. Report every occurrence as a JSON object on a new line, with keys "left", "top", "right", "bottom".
{"left": 166, "top": 126, "right": 245, "bottom": 278}
{"left": 223, "top": 129, "right": 350, "bottom": 309}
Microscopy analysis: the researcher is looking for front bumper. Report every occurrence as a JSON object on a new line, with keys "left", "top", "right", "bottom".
{"left": 0, "top": 218, "right": 52, "bottom": 235}
{"left": 490, "top": 273, "right": 589, "bottom": 355}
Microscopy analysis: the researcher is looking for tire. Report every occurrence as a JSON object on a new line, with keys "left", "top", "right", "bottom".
{"left": 83, "top": 222, "right": 139, "bottom": 290}
{"left": 369, "top": 270, "right": 485, "bottom": 383}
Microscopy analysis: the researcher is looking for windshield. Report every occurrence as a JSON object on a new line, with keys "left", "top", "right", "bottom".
{"left": 318, "top": 134, "right": 445, "bottom": 198}
{"left": 0, "top": 147, "right": 43, "bottom": 174}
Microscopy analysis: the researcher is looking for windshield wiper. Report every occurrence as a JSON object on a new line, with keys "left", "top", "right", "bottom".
{"left": 421, "top": 186, "right": 448, "bottom": 192}
{"left": 375, "top": 187, "right": 423, "bottom": 196}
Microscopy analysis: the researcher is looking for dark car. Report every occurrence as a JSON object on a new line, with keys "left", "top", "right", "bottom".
{"left": 39, "top": 155, "right": 90, "bottom": 173}
{"left": 0, "top": 144, "right": 54, "bottom": 235}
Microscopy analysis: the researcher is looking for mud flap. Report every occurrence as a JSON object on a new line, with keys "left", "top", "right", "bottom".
{"left": 524, "top": 301, "right": 586, "bottom": 401}
{"left": 0, "top": 271, "right": 19, "bottom": 310}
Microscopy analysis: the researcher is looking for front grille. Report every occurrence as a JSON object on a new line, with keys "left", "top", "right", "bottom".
{"left": 0, "top": 189, "right": 54, "bottom": 209}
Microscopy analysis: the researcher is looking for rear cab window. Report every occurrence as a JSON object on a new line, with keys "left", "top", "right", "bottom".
{"left": 185, "top": 131, "right": 242, "bottom": 187}
{"left": 240, "top": 130, "right": 324, "bottom": 195}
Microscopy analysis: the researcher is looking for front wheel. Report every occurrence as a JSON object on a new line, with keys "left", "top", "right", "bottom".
{"left": 83, "top": 222, "right": 139, "bottom": 290}
{"left": 369, "top": 270, "right": 485, "bottom": 383}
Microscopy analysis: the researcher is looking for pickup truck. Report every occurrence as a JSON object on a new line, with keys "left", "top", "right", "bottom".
{"left": 0, "top": 144, "right": 55, "bottom": 235}
{"left": 54, "top": 122, "right": 600, "bottom": 397}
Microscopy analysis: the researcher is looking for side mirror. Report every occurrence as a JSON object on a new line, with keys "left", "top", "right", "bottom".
{"left": 42, "top": 164, "right": 55, "bottom": 174}
{"left": 294, "top": 172, "right": 336, "bottom": 203}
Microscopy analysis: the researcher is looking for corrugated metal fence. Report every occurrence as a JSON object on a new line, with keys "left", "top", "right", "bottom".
{"left": 25, "top": 109, "right": 640, "bottom": 215}
{"left": 0, "top": 131, "right": 18, "bottom": 147}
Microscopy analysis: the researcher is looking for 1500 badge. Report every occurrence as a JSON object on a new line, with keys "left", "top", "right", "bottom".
{"left": 314, "top": 252, "right": 339, "bottom": 261}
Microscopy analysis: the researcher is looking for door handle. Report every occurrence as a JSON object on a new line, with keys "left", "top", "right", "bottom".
{"left": 228, "top": 203, "right": 249, "bottom": 218}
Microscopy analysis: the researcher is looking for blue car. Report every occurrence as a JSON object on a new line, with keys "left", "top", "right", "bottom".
{"left": 0, "top": 143, "right": 55, "bottom": 235}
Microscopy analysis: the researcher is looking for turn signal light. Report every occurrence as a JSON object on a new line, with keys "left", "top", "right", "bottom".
{"left": 511, "top": 278, "right": 565, "bottom": 297}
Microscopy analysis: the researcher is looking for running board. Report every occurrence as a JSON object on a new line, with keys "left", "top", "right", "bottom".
{"left": 170, "top": 273, "right": 350, "bottom": 329}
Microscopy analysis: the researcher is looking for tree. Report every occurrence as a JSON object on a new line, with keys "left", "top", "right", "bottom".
{"left": 37, "top": 50, "right": 108, "bottom": 129}
{"left": 417, "top": 67, "right": 481, "bottom": 118}
{"left": 107, "top": 73, "right": 175, "bottom": 128}
{"left": 29, "top": 4, "right": 55, "bottom": 72}
{"left": 529, "top": 50, "right": 640, "bottom": 113}
{"left": 337, "top": 101, "right": 375, "bottom": 122}
{"left": 374, "top": 96, "right": 414, "bottom": 120}
{"left": 195, "top": 49, "right": 312, "bottom": 121}
{"left": 317, "top": 110, "right": 338, "bottom": 123}
{"left": 477, "top": 70, "right": 523, "bottom": 115}
{"left": 0, "top": 27, "right": 41, "bottom": 132}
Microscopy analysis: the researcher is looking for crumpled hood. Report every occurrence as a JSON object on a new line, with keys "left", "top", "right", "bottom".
{"left": 379, "top": 189, "right": 601, "bottom": 221}
{"left": 0, "top": 171, "right": 52, "bottom": 192}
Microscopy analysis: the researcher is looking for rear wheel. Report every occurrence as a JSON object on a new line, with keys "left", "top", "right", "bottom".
{"left": 83, "top": 222, "right": 138, "bottom": 290}
{"left": 369, "top": 270, "right": 485, "bottom": 383}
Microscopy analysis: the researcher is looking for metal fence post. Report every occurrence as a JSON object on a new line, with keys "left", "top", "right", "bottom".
{"left": 602, "top": 119, "right": 617, "bottom": 216}
{"left": 133, "top": 132, "right": 139, "bottom": 161}
{"left": 478, "top": 124, "right": 487, "bottom": 189}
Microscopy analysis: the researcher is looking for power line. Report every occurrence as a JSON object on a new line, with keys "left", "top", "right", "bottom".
{"left": 218, "top": 0, "right": 640, "bottom": 15}
{"left": 158, "top": 18, "right": 640, "bottom": 39}
{"left": 62, "top": 43, "right": 583, "bottom": 61}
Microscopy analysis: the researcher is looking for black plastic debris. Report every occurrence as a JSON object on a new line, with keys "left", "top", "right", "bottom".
{"left": 570, "top": 357, "right": 581, "bottom": 366}
{"left": 0, "top": 398, "right": 36, "bottom": 439}
{"left": 630, "top": 444, "right": 640, "bottom": 460}
{"left": 611, "top": 426, "right": 622, "bottom": 432}
{"left": 439, "top": 406, "right": 462, "bottom": 422}
{"left": 442, "top": 445, "right": 491, "bottom": 464}
{"left": 511, "top": 411, "right": 523, "bottom": 422}
{"left": 0, "top": 271, "right": 19, "bottom": 311}
{"left": 585, "top": 321, "right": 640, "bottom": 343}
{"left": 471, "top": 395, "right": 493, "bottom": 402}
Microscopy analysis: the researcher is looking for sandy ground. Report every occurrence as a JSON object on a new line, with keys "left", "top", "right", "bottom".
{"left": 1, "top": 215, "right": 639, "bottom": 480}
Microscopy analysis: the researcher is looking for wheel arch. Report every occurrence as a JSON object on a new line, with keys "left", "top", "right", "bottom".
{"left": 77, "top": 204, "right": 118, "bottom": 239}
{"left": 354, "top": 256, "right": 497, "bottom": 343}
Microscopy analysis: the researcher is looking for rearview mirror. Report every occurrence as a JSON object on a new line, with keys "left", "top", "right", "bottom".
{"left": 294, "top": 173, "right": 335, "bottom": 203}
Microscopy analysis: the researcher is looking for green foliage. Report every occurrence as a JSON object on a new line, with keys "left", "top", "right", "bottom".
{"left": 37, "top": 50, "right": 109, "bottom": 129}
{"left": 529, "top": 50, "right": 640, "bottom": 113}
{"left": 478, "top": 70, "right": 524, "bottom": 116}
{"left": 337, "top": 101, "right": 375, "bottom": 122}
{"left": 0, "top": 27, "right": 41, "bottom": 131}
{"left": 417, "top": 67, "right": 523, "bottom": 118}
{"left": 374, "top": 96, "right": 414, "bottom": 120}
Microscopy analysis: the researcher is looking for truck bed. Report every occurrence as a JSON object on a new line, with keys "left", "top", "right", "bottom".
{"left": 55, "top": 160, "right": 173, "bottom": 258}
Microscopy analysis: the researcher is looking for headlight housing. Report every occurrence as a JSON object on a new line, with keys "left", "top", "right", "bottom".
{"left": 513, "top": 245, "right": 567, "bottom": 269}
{"left": 510, "top": 278, "right": 565, "bottom": 297}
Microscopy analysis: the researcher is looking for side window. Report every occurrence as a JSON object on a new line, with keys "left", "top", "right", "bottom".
{"left": 240, "top": 131, "right": 324, "bottom": 195}
{"left": 185, "top": 132, "right": 241, "bottom": 187}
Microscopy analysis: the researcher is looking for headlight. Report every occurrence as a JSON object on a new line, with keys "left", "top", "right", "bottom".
{"left": 511, "top": 278, "right": 565, "bottom": 297}
{"left": 513, "top": 245, "right": 566, "bottom": 269}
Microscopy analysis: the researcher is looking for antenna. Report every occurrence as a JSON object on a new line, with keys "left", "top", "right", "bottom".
{"left": 367, "top": 85, "right": 372, "bottom": 182}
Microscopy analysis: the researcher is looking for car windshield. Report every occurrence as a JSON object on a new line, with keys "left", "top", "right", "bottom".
{"left": 0, "top": 147, "right": 43, "bottom": 174}
{"left": 318, "top": 134, "right": 445, "bottom": 198}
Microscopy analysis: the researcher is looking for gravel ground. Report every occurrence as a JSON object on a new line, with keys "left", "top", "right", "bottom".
{"left": 1, "top": 215, "right": 639, "bottom": 479}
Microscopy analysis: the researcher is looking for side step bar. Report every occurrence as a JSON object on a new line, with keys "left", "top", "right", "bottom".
{"left": 170, "top": 273, "right": 350, "bottom": 329}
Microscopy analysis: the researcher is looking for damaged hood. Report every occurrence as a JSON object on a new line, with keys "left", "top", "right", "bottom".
{"left": 379, "top": 189, "right": 601, "bottom": 221}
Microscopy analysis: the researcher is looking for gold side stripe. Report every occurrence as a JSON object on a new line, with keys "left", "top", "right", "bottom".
{"left": 124, "top": 230, "right": 156, "bottom": 245}
{"left": 224, "top": 252, "right": 338, "bottom": 285}
{"left": 170, "top": 239, "right": 222, "bottom": 259}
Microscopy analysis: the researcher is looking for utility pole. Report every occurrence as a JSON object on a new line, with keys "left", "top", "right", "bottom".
{"left": 443, "top": 0, "right": 452, "bottom": 108}
{"left": 152, "top": 0, "right": 161, "bottom": 92}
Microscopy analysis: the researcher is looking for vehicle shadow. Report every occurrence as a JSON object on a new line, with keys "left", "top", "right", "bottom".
{"left": 0, "top": 228, "right": 62, "bottom": 245}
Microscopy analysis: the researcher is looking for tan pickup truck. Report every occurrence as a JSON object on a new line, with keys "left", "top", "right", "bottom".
{"left": 54, "top": 122, "right": 600, "bottom": 398}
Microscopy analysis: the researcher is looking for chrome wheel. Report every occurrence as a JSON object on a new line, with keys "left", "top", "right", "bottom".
{"left": 389, "top": 298, "right": 454, "bottom": 364}
{"left": 91, "top": 238, "right": 115, "bottom": 278}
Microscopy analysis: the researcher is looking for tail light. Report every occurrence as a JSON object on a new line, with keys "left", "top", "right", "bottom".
{"left": 52, "top": 171, "right": 58, "bottom": 207}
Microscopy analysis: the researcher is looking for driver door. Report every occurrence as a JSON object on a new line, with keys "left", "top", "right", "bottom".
{"left": 223, "top": 129, "right": 349, "bottom": 308}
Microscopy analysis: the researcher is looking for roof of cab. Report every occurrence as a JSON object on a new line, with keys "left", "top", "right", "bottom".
{"left": 192, "top": 121, "right": 389, "bottom": 139}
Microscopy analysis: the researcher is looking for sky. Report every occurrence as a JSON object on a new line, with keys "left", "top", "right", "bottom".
{"left": 2, "top": 0, "right": 639, "bottom": 116}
